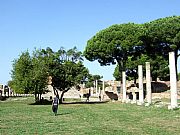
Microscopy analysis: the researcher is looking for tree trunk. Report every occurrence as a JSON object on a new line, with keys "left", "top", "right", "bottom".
{"left": 175, "top": 49, "right": 179, "bottom": 81}
{"left": 117, "top": 60, "right": 123, "bottom": 82}
{"left": 59, "top": 88, "right": 70, "bottom": 103}
{"left": 117, "top": 60, "right": 127, "bottom": 95}
{"left": 59, "top": 90, "right": 66, "bottom": 103}
{"left": 134, "top": 77, "right": 137, "bottom": 85}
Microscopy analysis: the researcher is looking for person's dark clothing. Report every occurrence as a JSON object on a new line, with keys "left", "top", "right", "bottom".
{"left": 52, "top": 97, "right": 59, "bottom": 115}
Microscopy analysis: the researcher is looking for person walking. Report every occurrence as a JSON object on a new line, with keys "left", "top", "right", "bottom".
{"left": 52, "top": 95, "right": 59, "bottom": 116}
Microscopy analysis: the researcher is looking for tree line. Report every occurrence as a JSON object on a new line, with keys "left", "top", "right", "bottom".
{"left": 83, "top": 16, "right": 180, "bottom": 82}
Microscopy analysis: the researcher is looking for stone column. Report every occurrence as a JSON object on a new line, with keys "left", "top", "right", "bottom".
{"left": 98, "top": 87, "right": 101, "bottom": 94}
{"left": 122, "top": 71, "right": 126, "bottom": 102}
{"left": 102, "top": 81, "right": 105, "bottom": 100}
{"left": 146, "top": 62, "right": 152, "bottom": 105}
{"left": 93, "top": 81, "right": 95, "bottom": 93}
{"left": 138, "top": 65, "right": 144, "bottom": 105}
{"left": 103, "top": 81, "right": 105, "bottom": 93}
{"left": 168, "top": 52, "right": 178, "bottom": 109}
{"left": 9, "top": 87, "right": 11, "bottom": 96}
{"left": 96, "top": 80, "right": 98, "bottom": 95}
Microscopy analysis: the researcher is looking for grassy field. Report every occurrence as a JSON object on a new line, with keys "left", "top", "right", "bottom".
{"left": 0, "top": 97, "right": 180, "bottom": 135}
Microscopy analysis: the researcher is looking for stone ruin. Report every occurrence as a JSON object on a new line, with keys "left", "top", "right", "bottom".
{"left": 31, "top": 52, "right": 180, "bottom": 108}
{"left": 121, "top": 51, "right": 179, "bottom": 109}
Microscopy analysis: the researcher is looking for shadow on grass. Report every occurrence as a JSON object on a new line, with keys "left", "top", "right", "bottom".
{"left": 29, "top": 99, "right": 109, "bottom": 105}
{"left": 154, "top": 100, "right": 162, "bottom": 104}
{"left": 0, "top": 96, "right": 7, "bottom": 101}
{"left": 62, "top": 100, "right": 110, "bottom": 105}
{"left": 29, "top": 99, "right": 52, "bottom": 105}
{"left": 56, "top": 112, "right": 71, "bottom": 116}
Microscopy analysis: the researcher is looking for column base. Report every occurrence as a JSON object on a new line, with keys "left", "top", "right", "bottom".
{"left": 122, "top": 99, "right": 126, "bottom": 103}
{"left": 168, "top": 105, "right": 179, "bottom": 110}
{"left": 131, "top": 101, "right": 137, "bottom": 104}
{"left": 145, "top": 103, "right": 151, "bottom": 107}
{"left": 125, "top": 99, "right": 131, "bottom": 103}
{"left": 137, "top": 101, "right": 144, "bottom": 106}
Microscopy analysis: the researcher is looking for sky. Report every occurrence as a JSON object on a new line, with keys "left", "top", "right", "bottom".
{"left": 0, "top": 0, "right": 180, "bottom": 84}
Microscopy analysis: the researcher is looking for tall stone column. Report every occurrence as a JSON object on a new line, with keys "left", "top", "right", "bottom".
{"left": 103, "top": 81, "right": 105, "bottom": 93}
{"left": 9, "top": 87, "right": 11, "bottom": 97}
{"left": 102, "top": 81, "right": 105, "bottom": 100}
{"left": 96, "top": 80, "right": 98, "bottom": 95}
{"left": 168, "top": 52, "right": 178, "bottom": 109}
{"left": 138, "top": 65, "right": 144, "bottom": 105}
{"left": 122, "top": 71, "right": 126, "bottom": 102}
{"left": 146, "top": 62, "right": 152, "bottom": 105}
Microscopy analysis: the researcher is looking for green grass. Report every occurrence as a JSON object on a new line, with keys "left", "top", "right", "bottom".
{"left": 0, "top": 97, "right": 180, "bottom": 135}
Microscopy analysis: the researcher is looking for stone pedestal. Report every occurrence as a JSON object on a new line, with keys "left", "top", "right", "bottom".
{"left": 168, "top": 52, "right": 178, "bottom": 109}
{"left": 132, "top": 92, "right": 137, "bottom": 104}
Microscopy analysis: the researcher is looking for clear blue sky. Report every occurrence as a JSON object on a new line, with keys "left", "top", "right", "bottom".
{"left": 0, "top": 0, "right": 180, "bottom": 84}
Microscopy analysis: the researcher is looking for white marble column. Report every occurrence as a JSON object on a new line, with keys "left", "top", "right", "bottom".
{"left": 8, "top": 87, "right": 11, "bottom": 96}
{"left": 138, "top": 65, "right": 144, "bottom": 105}
{"left": 122, "top": 71, "right": 126, "bottom": 102}
{"left": 168, "top": 52, "right": 178, "bottom": 109}
{"left": 102, "top": 81, "right": 105, "bottom": 100}
{"left": 103, "top": 81, "right": 105, "bottom": 93}
{"left": 96, "top": 80, "right": 98, "bottom": 95}
{"left": 146, "top": 62, "right": 152, "bottom": 105}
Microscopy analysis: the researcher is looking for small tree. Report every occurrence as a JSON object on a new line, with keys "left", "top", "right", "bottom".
{"left": 42, "top": 47, "right": 89, "bottom": 103}
{"left": 11, "top": 51, "right": 33, "bottom": 94}
{"left": 52, "top": 61, "right": 89, "bottom": 103}
{"left": 11, "top": 50, "right": 49, "bottom": 101}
